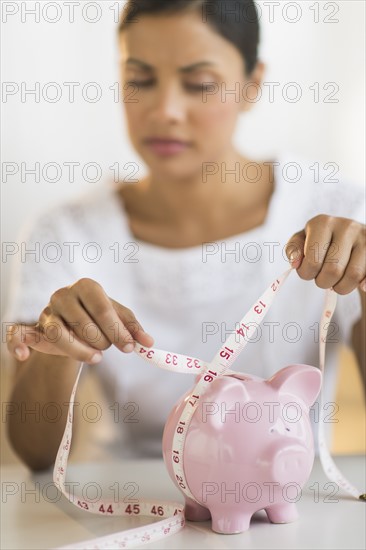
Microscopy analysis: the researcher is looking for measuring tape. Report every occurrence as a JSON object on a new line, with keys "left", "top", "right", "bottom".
{"left": 53, "top": 266, "right": 365, "bottom": 549}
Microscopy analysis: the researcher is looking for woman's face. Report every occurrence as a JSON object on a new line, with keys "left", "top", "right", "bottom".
{"left": 119, "top": 10, "right": 261, "bottom": 181}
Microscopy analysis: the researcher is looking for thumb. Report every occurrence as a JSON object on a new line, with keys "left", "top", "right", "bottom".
{"left": 285, "top": 230, "right": 306, "bottom": 269}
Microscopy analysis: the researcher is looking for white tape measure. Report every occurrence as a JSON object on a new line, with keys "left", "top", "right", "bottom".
{"left": 53, "top": 267, "right": 365, "bottom": 549}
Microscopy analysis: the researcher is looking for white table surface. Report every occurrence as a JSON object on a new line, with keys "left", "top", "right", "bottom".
{"left": 1, "top": 456, "right": 365, "bottom": 550}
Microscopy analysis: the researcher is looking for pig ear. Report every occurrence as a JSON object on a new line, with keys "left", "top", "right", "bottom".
{"left": 267, "top": 364, "right": 322, "bottom": 408}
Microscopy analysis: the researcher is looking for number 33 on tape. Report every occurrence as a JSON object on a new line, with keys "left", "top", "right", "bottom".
{"left": 53, "top": 267, "right": 365, "bottom": 549}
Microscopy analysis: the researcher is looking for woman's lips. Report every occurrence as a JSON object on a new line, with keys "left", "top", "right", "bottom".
{"left": 144, "top": 138, "right": 191, "bottom": 157}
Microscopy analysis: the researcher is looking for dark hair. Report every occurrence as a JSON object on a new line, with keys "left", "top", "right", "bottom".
{"left": 118, "top": 0, "right": 260, "bottom": 76}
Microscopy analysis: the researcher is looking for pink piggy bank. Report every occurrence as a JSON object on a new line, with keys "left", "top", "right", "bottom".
{"left": 162, "top": 364, "right": 322, "bottom": 534}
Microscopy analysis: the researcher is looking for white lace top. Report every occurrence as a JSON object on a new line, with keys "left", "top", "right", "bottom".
{"left": 4, "top": 153, "right": 365, "bottom": 457}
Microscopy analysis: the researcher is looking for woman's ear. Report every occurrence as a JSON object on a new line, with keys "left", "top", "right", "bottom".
{"left": 240, "top": 60, "right": 266, "bottom": 113}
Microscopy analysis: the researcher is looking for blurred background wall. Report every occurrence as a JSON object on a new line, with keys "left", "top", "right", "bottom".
{"left": 1, "top": 1, "right": 365, "bottom": 463}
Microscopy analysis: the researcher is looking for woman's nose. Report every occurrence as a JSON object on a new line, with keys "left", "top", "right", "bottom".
{"left": 149, "top": 83, "right": 187, "bottom": 124}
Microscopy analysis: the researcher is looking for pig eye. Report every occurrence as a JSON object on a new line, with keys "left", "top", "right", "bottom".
{"left": 270, "top": 428, "right": 275, "bottom": 433}
{"left": 285, "top": 427, "right": 290, "bottom": 432}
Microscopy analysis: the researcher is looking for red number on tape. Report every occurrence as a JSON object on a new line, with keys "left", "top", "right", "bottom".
{"left": 125, "top": 504, "right": 140, "bottom": 515}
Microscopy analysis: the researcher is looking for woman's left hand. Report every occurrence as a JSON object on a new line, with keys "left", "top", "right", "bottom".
{"left": 285, "top": 214, "right": 366, "bottom": 295}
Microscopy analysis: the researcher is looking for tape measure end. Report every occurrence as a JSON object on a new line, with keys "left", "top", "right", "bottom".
{"left": 358, "top": 493, "right": 366, "bottom": 501}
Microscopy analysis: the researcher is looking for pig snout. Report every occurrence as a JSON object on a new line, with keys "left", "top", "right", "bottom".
{"left": 269, "top": 442, "right": 313, "bottom": 486}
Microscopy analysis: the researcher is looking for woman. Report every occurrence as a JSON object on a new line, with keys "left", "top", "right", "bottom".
{"left": 5, "top": 0, "right": 366, "bottom": 471}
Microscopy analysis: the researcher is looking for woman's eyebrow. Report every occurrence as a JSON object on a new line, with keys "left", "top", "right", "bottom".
{"left": 125, "top": 58, "right": 153, "bottom": 70}
{"left": 124, "top": 58, "right": 216, "bottom": 73}
{"left": 179, "top": 61, "right": 216, "bottom": 73}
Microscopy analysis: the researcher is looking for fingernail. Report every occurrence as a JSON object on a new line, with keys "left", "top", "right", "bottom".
{"left": 122, "top": 343, "right": 135, "bottom": 353}
{"left": 361, "top": 280, "right": 366, "bottom": 293}
{"left": 287, "top": 248, "right": 297, "bottom": 263}
{"left": 15, "top": 347, "right": 25, "bottom": 360}
{"left": 90, "top": 353, "right": 102, "bottom": 364}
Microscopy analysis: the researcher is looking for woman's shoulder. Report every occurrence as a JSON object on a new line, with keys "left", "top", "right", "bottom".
{"left": 20, "top": 183, "right": 130, "bottom": 240}
{"left": 273, "top": 152, "right": 365, "bottom": 224}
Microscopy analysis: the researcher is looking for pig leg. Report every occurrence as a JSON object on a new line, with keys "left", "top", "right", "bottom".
{"left": 210, "top": 508, "right": 252, "bottom": 534}
{"left": 184, "top": 496, "right": 211, "bottom": 521}
{"left": 265, "top": 502, "right": 299, "bottom": 524}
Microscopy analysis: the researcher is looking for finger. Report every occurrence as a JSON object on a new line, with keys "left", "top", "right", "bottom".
{"left": 47, "top": 290, "right": 111, "bottom": 350}
{"left": 332, "top": 243, "right": 366, "bottom": 295}
{"left": 35, "top": 316, "right": 105, "bottom": 363}
{"left": 315, "top": 219, "right": 362, "bottom": 291}
{"left": 76, "top": 284, "right": 138, "bottom": 353}
{"left": 7, "top": 321, "right": 103, "bottom": 364}
{"left": 110, "top": 298, "right": 154, "bottom": 348}
{"left": 35, "top": 317, "right": 106, "bottom": 364}
{"left": 314, "top": 236, "right": 351, "bottom": 291}
{"left": 285, "top": 230, "right": 306, "bottom": 269}
{"left": 297, "top": 218, "right": 333, "bottom": 280}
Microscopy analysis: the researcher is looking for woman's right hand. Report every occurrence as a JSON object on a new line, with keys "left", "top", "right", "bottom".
{"left": 6, "top": 278, "right": 154, "bottom": 364}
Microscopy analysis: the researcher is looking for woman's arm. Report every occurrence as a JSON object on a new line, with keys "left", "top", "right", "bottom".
{"left": 351, "top": 288, "right": 366, "bottom": 395}
{"left": 6, "top": 351, "right": 80, "bottom": 472}
{"left": 6, "top": 279, "right": 154, "bottom": 472}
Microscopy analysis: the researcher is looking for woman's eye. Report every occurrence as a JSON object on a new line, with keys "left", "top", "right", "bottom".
{"left": 124, "top": 80, "right": 217, "bottom": 93}
{"left": 185, "top": 82, "right": 217, "bottom": 93}
{"left": 125, "top": 79, "right": 155, "bottom": 88}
